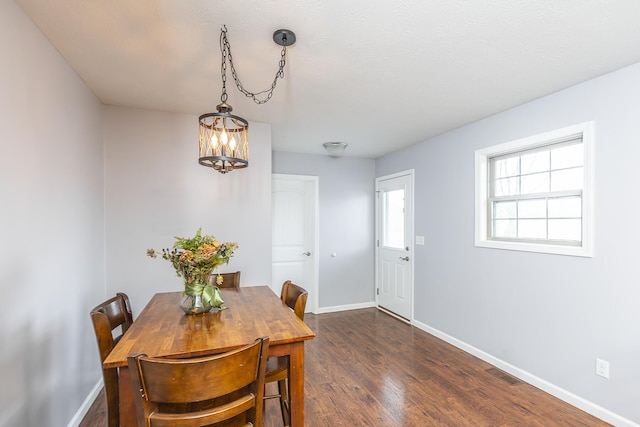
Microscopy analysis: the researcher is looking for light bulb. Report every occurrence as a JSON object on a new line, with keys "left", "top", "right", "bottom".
{"left": 220, "top": 129, "right": 228, "bottom": 145}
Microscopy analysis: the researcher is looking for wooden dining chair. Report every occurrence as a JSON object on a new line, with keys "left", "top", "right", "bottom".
{"left": 90, "top": 292, "right": 134, "bottom": 427}
{"left": 207, "top": 270, "right": 241, "bottom": 288}
{"left": 264, "top": 280, "right": 308, "bottom": 426}
{"left": 128, "top": 336, "right": 270, "bottom": 427}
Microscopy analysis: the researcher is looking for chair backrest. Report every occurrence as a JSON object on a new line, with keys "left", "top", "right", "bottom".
{"left": 90, "top": 292, "right": 134, "bottom": 427}
{"left": 208, "top": 271, "right": 241, "bottom": 288}
{"left": 280, "top": 280, "right": 308, "bottom": 321}
{"left": 128, "top": 336, "right": 270, "bottom": 427}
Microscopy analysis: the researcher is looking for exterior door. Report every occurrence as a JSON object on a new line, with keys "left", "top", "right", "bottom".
{"left": 376, "top": 170, "right": 414, "bottom": 321}
{"left": 272, "top": 174, "right": 318, "bottom": 313}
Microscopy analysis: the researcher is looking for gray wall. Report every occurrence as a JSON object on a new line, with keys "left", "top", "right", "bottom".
{"left": 273, "top": 152, "right": 376, "bottom": 309}
{"left": 104, "top": 107, "right": 273, "bottom": 316}
{"left": 1, "top": 1, "right": 106, "bottom": 426}
{"left": 376, "top": 62, "right": 640, "bottom": 424}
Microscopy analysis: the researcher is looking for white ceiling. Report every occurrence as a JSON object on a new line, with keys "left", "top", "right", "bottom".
{"left": 14, "top": 0, "right": 640, "bottom": 158}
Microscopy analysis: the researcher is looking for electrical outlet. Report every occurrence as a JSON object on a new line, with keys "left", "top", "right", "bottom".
{"left": 596, "top": 358, "right": 610, "bottom": 379}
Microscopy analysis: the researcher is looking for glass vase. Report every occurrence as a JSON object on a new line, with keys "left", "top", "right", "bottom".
{"left": 179, "top": 293, "right": 212, "bottom": 315}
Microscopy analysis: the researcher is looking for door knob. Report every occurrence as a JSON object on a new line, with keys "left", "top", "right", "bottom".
{"left": 302, "top": 251, "right": 311, "bottom": 256}
{"left": 399, "top": 256, "right": 409, "bottom": 261}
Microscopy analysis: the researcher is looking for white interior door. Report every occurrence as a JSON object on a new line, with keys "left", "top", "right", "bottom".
{"left": 376, "top": 170, "right": 414, "bottom": 321}
{"left": 272, "top": 174, "right": 318, "bottom": 313}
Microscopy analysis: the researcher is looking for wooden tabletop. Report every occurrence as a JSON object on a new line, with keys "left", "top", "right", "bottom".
{"left": 103, "top": 286, "right": 315, "bottom": 368}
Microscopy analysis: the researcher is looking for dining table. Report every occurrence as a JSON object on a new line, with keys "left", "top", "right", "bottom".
{"left": 103, "top": 285, "right": 316, "bottom": 426}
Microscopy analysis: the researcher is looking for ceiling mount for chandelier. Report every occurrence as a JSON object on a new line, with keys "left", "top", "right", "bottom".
{"left": 198, "top": 26, "right": 296, "bottom": 174}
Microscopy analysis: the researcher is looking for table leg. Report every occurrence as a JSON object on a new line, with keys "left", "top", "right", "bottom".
{"left": 288, "top": 341, "right": 305, "bottom": 427}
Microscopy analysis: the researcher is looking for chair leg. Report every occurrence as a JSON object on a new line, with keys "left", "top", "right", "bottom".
{"left": 277, "top": 378, "right": 291, "bottom": 426}
{"left": 104, "top": 370, "right": 120, "bottom": 427}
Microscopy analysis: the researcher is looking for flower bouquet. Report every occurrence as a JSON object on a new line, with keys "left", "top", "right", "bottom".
{"left": 147, "top": 228, "right": 238, "bottom": 314}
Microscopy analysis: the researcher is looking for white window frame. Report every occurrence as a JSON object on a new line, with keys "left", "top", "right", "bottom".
{"left": 475, "top": 121, "right": 594, "bottom": 257}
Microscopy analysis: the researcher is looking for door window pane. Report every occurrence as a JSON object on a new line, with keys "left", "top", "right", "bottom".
{"left": 383, "top": 189, "right": 404, "bottom": 248}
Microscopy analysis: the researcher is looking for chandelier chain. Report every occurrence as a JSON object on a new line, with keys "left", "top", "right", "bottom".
{"left": 219, "top": 26, "right": 287, "bottom": 105}
{"left": 220, "top": 29, "right": 229, "bottom": 103}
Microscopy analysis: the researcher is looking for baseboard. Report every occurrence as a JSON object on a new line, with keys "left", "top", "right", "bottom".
{"left": 67, "top": 379, "right": 102, "bottom": 427}
{"left": 412, "top": 319, "right": 639, "bottom": 427}
{"left": 315, "top": 300, "right": 376, "bottom": 314}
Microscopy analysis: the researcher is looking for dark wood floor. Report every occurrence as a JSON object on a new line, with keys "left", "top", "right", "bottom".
{"left": 81, "top": 308, "right": 610, "bottom": 426}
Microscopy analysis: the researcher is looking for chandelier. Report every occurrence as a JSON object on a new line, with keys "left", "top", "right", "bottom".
{"left": 198, "top": 26, "right": 296, "bottom": 174}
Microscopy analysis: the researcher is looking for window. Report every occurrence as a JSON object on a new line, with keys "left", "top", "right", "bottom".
{"left": 382, "top": 188, "right": 405, "bottom": 249}
{"left": 475, "top": 122, "right": 594, "bottom": 257}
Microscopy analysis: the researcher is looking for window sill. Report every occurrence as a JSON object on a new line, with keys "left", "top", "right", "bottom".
{"left": 475, "top": 238, "right": 593, "bottom": 257}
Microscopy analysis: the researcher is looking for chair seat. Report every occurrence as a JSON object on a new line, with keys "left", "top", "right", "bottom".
{"left": 265, "top": 356, "right": 289, "bottom": 383}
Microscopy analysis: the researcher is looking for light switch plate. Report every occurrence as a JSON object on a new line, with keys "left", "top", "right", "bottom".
{"left": 415, "top": 235, "right": 425, "bottom": 245}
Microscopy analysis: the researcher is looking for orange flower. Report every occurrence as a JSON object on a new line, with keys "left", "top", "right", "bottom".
{"left": 179, "top": 250, "right": 194, "bottom": 261}
{"left": 199, "top": 244, "right": 217, "bottom": 258}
